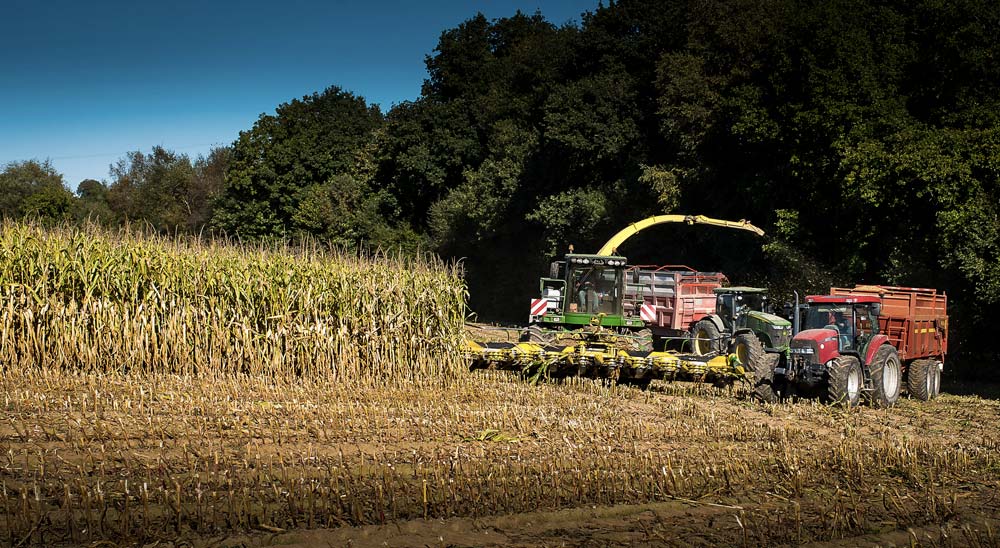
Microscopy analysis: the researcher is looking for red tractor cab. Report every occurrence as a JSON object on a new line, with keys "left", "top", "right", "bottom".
{"left": 784, "top": 294, "right": 901, "bottom": 407}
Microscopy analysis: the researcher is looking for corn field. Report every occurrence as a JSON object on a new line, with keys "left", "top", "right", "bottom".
{"left": 0, "top": 221, "right": 466, "bottom": 380}
{"left": 0, "top": 223, "right": 997, "bottom": 547}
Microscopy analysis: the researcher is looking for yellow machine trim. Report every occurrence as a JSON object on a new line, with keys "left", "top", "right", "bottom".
{"left": 595, "top": 214, "right": 765, "bottom": 256}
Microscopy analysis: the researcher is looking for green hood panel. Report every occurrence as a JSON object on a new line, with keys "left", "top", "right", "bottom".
{"left": 748, "top": 310, "right": 791, "bottom": 327}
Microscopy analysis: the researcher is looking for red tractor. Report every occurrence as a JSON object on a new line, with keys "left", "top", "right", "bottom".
{"left": 780, "top": 286, "right": 947, "bottom": 407}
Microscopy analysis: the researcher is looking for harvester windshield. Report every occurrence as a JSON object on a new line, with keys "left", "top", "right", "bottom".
{"left": 568, "top": 265, "right": 622, "bottom": 315}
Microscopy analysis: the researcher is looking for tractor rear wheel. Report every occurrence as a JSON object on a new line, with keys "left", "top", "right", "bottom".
{"left": 906, "top": 359, "right": 937, "bottom": 401}
{"left": 692, "top": 319, "right": 723, "bottom": 355}
{"left": 751, "top": 352, "right": 781, "bottom": 403}
{"left": 867, "top": 345, "right": 902, "bottom": 408}
{"left": 827, "top": 355, "right": 862, "bottom": 407}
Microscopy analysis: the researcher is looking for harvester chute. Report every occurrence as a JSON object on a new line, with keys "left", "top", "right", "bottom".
{"left": 596, "top": 214, "right": 764, "bottom": 256}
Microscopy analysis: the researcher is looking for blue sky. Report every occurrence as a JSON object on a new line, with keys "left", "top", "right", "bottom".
{"left": 1, "top": 0, "right": 596, "bottom": 188}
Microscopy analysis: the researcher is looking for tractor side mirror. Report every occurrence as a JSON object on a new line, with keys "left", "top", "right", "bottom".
{"left": 871, "top": 302, "right": 882, "bottom": 317}
{"left": 550, "top": 262, "right": 560, "bottom": 279}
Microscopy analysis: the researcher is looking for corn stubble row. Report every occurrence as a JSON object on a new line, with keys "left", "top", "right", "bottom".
{"left": 0, "top": 222, "right": 466, "bottom": 380}
{"left": 1, "top": 372, "right": 998, "bottom": 546}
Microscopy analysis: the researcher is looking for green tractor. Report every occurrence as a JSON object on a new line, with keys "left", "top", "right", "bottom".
{"left": 690, "top": 287, "right": 793, "bottom": 401}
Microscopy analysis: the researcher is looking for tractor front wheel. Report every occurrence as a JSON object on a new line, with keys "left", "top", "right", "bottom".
{"left": 827, "top": 355, "right": 862, "bottom": 407}
{"left": 692, "top": 319, "right": 723, "bottom": 355}
{"left": 867, "top": 345, "right": 902, "bottom": 408}
{"left": 732, "top": 332, "right": 764, "bottom": 370}
{"left": 751, "top": 352, "right": 782, "bottom": 403}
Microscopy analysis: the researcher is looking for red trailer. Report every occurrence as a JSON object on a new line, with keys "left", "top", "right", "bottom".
{"left": 624, "top": 265, "right": 727, "bottom": 336}
{"left": 784, "top": 284, "right": 947, "bottom": 406}
{"left": 830, "top": 285, "right": 948, "bottom": 363}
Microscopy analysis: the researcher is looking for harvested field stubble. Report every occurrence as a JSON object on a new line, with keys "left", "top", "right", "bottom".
{"left": 1, "top": 370, "right": 999, "bottom": 546}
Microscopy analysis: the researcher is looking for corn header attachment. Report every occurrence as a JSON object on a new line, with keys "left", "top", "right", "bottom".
{"left": 464, "top": 332, "right": 751, "bottom": 386}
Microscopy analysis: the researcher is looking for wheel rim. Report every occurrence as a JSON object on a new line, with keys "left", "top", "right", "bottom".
{"left": 882, "top": 357, "right": 899, "bottom": 397}
{"left": 736, "top": 342, "right": 748, "bottom": 364}
{"left": 847, "top": 366, "right": 861, "bottom": 399}
{"left": 694, "top": 329, "right": 710, "bottom": 354}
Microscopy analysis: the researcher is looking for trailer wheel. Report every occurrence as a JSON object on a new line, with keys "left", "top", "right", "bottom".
{"left": 692, "top": 319, "right": 723, "bottom": 355}
{"left": 866, "top": 345, "right": 902, "bottom": 408}
{"left": 906, "top": 359, "right": 936, "bottom": 401}
{"left": 827, "top": 355, "right": 862, "bottom": 407}
{"left": 932, "top": 363, "right": 942, "bottom": 397}
{"left": 751, "top": 352, "right": 781, "bottom": 403}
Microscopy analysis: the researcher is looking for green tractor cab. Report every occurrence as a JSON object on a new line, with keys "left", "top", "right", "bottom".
{"left": 692, "top": 287, "right": 793, "bottom": 356}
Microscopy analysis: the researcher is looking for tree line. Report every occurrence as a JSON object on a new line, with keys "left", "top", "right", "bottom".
{"left": 6, "top": 0, "right": 998, "bottom": 378}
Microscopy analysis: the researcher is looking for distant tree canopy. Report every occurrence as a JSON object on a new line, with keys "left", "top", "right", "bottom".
{"left": 210, "top": 86, "right": 395, "bottom": 246}
{"left": 7, "top": 0, "right": 1000, "bottom": 376}
{"left": 104, "top": 145, "right": 229, "bottom": 232}
{"left": 0, "top": 160, "right": 74, "bottom": 222}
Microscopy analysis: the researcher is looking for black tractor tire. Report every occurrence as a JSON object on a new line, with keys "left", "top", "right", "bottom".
{"left": 692, "top": 319, "right": 724, "bottom": 355}
{"left": 633, "top": 328, "right": 654, "bottom": 352}
{"left": 732, "top": 331, "right": 765, "bottom": 368}
{"left": 906, "top": 359, "right": 938, "bottom": 401}
{"left": 827, "top": 355, "right": 863, "bottom": 407}
{"left": 866, "top": 345, "right": 902, "bottom": 408}
{"left": 519, "top": 325, "right": 551, "bottom": 345}
{"left": 751, "top": 352, "right": 782, "bottom": 403}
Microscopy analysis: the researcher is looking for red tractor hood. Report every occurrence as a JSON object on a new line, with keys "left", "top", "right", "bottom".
{"left": 792, "top": 328, "right": 841, "bottom": 363}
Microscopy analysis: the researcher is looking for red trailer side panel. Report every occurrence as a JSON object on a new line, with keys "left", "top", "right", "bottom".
{"left": 830, "top": 285, "right": 947, "bottom": 362}
{"left": 625, "top": 266, "right": 727, "bottom": 332}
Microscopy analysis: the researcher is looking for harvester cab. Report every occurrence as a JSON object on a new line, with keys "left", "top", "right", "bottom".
{"left": 533, "top": 254, "right": 645, "bottom": 331}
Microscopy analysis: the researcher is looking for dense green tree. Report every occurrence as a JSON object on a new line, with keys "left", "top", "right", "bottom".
{"left": 73, "top": 179, "right": 113, "bottom": 223}
{"left": 0, "top": 160, "right": 74, "bottom": 222}
{"left": 107, "top": 147, "right": 196, "bottom": 231}
{"left": 212, "top": 86, "right": 384, "bottom": 240}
